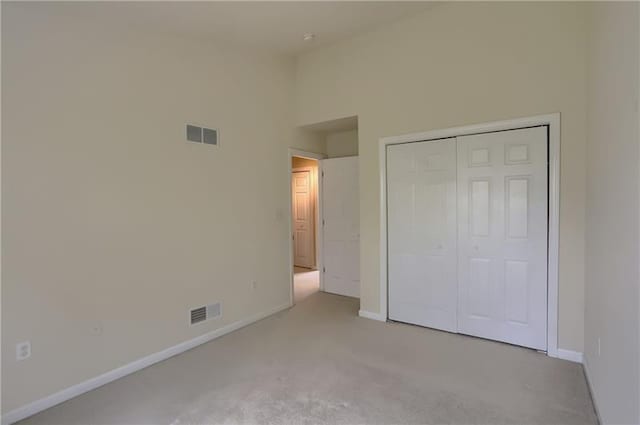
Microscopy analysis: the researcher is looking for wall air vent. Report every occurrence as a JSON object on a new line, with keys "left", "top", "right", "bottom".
{"left": 186, "top": 124, "right": 219, "bottom": 146}
{"left": 190, "top": 303, "right": 221, "bottom": 325}
{"left": 203, "top": 128, "right": 218, "bottom": 145}
{"left": 186, "top": 125, "right": 202, "bottom": 143}
{"left": 190, "top": 306, "right": 207, "bottom": 324}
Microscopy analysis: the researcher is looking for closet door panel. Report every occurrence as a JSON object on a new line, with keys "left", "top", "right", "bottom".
{"left": 387, "top": 138, "right": 457, "bottom": 331}
{"left": 457, "top": 127, "right": 548, "bottom": 350}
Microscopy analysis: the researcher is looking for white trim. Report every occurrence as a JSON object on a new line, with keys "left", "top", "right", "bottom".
{"left": 1, "top": 302, "right": 291, "bottom": 425}
{"left": 557, "top": 348, "right": 583, "bottom": 363}
{"left": 378, "top": 113, "right": 561, "bottom": 358}
{"left": 546, "top": 116, "right": 561, "bottom": 358}
{"left": 288, "top": 148, "right": 327, "bottom": 305}
{"left": 358, "top": 310, "right": 387, "bottom": 322}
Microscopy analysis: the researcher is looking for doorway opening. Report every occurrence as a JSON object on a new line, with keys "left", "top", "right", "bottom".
{"left": 291, "top": 155, "right": 321, "bottom": 303}
{"left": 289, "top": 115, "right": 361, "bottom": 306}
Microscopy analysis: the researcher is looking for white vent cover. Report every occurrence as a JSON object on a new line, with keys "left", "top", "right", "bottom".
{"left": 186, "top": 124, "right": 218, "bottom": 146}
{"left": 190, "top": 303, "right": 221, "bottom": 325}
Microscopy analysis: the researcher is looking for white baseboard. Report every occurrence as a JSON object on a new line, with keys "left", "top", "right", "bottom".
{"left": 557, "top": 348, "right": 584, "bottom": 363}
{"left": 582, "top": 357, "right": 602, "bottom": 423}
{"left": 1, "top": 302, "right": 292, "bottom": 425}
{"left": 358, "top": 309, "right": 387, "bottom": 322}
{"left": 357, "top": 313, "right": 582, "bottom": 364}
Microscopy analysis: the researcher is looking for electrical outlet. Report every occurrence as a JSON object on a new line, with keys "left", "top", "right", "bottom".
{"left": 251, "top": 280, "right": 258, "bottom": 290}
{"left": 16, "top": 341, "right": 31, "bottom": 361}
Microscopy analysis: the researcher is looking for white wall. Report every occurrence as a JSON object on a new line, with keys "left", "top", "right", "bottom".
{"left": 296, "top": 2, "right": 589, "bottom": 353}
{"left": 326, "top": 129, "right": 358, "bottom": 158}
{"left": 585, "top": 3, "right": 640, "bottom": 424}
{"left": 1, "top": 2, "right": 324, "bottom": 413}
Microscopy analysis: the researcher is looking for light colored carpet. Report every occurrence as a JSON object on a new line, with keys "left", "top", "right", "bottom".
{"left": 18, "top": 292, "right": 597, "bottom": 425}
{"left": 294, "top": 267, "right": 319, "bottom": 303}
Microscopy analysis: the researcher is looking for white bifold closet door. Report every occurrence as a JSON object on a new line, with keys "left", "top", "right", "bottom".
{"left": 387, "top": 138, "right": 458, "bottom": 332}
{"left": 387, "top": 126, "right": 548, "bottom": 351}
{"left": 457, "top": 126, "right": 548, "bottom": 350}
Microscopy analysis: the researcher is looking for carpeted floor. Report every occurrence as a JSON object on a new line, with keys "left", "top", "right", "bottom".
{"left": 18, "top": 292, "right": 597, "bottom": 425}
{"left": 294, "top": 266, "right": 319, "bottom": 303}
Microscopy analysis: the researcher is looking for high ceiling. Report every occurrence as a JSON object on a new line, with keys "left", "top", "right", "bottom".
{"left": 18, "top": 1, "right": 435, "bottom": 56}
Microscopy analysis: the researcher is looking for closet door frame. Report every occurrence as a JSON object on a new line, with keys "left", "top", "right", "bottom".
{"left": 377, "top": 113, "right": 560, "bottom": 359}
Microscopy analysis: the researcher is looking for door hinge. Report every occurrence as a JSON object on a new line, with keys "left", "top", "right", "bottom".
{"left": 322, "top": 219, "right": 325, "bottom": 227}
{"left": 323, "top": 267, "right": 326, "bottom": 273}
{"left": 321, "top": 171, "right": 324, "bottom": 178}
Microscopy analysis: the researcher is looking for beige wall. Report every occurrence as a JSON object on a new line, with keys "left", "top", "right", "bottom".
{"left": 326, "top": 129, "right": 358, "bottom": 158}
{"left": 1, "top": 3, "right": 324, "bottom": 412}
{"left": 296, "top": 2, "right": 589, "bottom": 353}
{"left": 585, "top": 3, "right": 640, "bottom": 424}
{"left": 5, "top": 0, "right": 638, "bottom": 418}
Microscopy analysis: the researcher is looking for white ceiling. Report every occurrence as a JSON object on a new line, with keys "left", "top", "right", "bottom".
{"left": 45, "top": 1, "right": 435, "bottom": 56}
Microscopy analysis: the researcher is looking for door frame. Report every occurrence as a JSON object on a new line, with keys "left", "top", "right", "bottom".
{"left": 288, "top": 148, "right": 327, "bottom": 306}
{"left": 378, "top": 113, "right": 560, "bottom": 358}
{"left": 292, "top": 167, "right": 316, "bottom": 269}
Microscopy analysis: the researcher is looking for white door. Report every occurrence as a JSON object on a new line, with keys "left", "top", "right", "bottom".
{"left": 292, "top": 170, "right": 314, "bottom": 268}
{"left": 387, "top": 139, "right": 458, "bottom": 331}
{"left": 457, "top": 126, "right": 548, "bottom": 350}
{"left": 322, "top": 157, "right": 360, "bottom": 298}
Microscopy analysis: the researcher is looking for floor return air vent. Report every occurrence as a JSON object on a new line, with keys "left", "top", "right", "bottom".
{"left": 190, "top": 303, "right": 221, "bottom": 325}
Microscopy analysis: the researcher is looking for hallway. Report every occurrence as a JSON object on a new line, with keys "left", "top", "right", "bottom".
{"left": 293, "top": 267, "right": 319, "bottom": 303}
